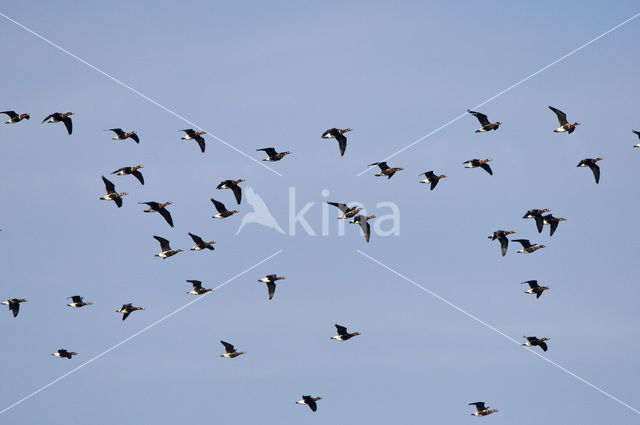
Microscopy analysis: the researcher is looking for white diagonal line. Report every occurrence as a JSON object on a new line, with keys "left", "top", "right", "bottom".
{"left": 0, "top": 11, "right": 282, "bottom": 177}
{"left": 356, "top": 12, "right": 640, "bottom": 176}
{"left": 0, "top": 250, "right": 283, "bottom": 416}
{"left": 356, "top": 249, "right": 640, "bottom": 415}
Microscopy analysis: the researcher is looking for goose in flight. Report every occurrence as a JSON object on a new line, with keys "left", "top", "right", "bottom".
{"left": 180, "top": 129, "right": 206, "bottom": 153}
{"left": 522, "top": 209, "right": 550, "bottom": 233}
{"left": 577, "top": 158, "right": 602, "bottom": 184}
{"left": 469, "top": 402, "right": 499, "bottom": 416}
{"left": 1, "top": 110, "right": 30, "bottom": 124}
{"left": 51, "top": 349, "right": 77, "bottom": 359}
{"left": 186, "top": 280, "right": 213, "bottom": 295}
{"left": 153, "top": 235, "right": 183, "bottom": 259}
{"left": 418, "top": 171, "right": 446, "bottom": 190}
{"left": 256, "top": 147, "right": 291, "bottom": 161}
{"left": 331, "top": 324, "right": 360, "bottom": 341}
{"left": 512, "top": 239, "right": 545, "bottom": 254}
{"left": 467, "top": 109, "right": 502, "bottom": 132}
{"left": 217, "top": 179, "right": 245, "bottom": 204}
{"left": 99, "top": 176, "right": 127, "bottom": 208}
{"left": 327, "top": 202, "right": 363, "bottom": 219}
{"left": 350, "top": 215, "right": 375, "bottom": 243}
{"left": 139, "top": 201, "right": 174, "bottom": 227}
{"left": 220, "top": 340, "right": 245, "bottom": 358}
{"left": 542, "top": 214, "right": 566, "bottom": 237}
{"left": 42, "top": 112, "right": 73, "bottom": 134}
{"left": 112, "top": 165, "right": 144, "bottom": 185}
{"left": 66, "top": 295, "right": 93, "bottom": 308}
{"left": 369, "top": 161, "right": 403, "bottom": 179}
{"left": 258, "top": 274, "right": 286, "bottom": 300}
{"left": 211, "top": 198, "right": 239, "bottom": 219}
{"left": 522, "top": 336, "right": 549, "bottom": 352}
{"left": 322, "top": 128, "right": 351, "bottom": 156}
{"left": 188, "top": 232, "right": 215, "bottom": 251}
{"left": 464, "top": 158, "right": 492, "bottom": 175}
{"left": 549, "top": 106, "right": 580, "bottom": 134}
{"left": 521, "top": 280, "right": 549, "bottom": 299}
{"left": 2, "top": 298, "right": 27, "bottom": 317}
{"left": 105, "top": 128, "right": 139, "bottom": 143}
{"left": 488, "top": 230, "right": 516, "bottom": 256}
{"left": 116, "top": 303, "right": 144, "bottom": 321}
{"left": 296, "top": 395, "right": 322, "bottom": 412}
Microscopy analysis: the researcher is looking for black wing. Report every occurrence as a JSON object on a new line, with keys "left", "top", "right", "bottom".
{"left": 467, "top": 110, "right": 490, "bottom": 126}
{"left": 188, "top": 232, "right": 205, "bottom": 245}
{"left": 549, "top": 106, "right": 568, "bottom": 126}
{"left": 257, "top": 147, "right": 278, "bottom": 157}
{"left": 114, "top": 197, "right": 123, "bottom": 208}
{"left": 69, "top": 295, "right": 83, "bottom": 303}
{"left": 158, "top": 208, "right": 174, "bottom": 227}
{"left": 153, "top": 235, "right": 171, "bottom": 251}
{"left": 122, "top": 311, "right": 131, "bottom": 321}
{"left": 112, "top": 167, "right": 126, "bottom": 174}
{"left": 513, "top": 239, "right": 532, "bottom": 248}
{"left": 633, "top": 130, "right": 640, "bottom": 139}
{"left": 129, "top": 133, "right": 140, "bottom": 144}
{"left": 539, "top": 341, "right": 548, "bottom": 352}
{"left": 335, "top": 324, "right": 348, "bottom": 336}
{"left": 195, "top": 135, "right": 205, "bottom": 153}
{"left": 62, "top": 117, "right": 72, "bottom": 134}
{"left": 307, "top": 399, "right": 317, "bottom": 412}
{"left": 131, "top": 170, "right": 144, "bottom": 185}
{"left": 429, "top": 179, "right": 439, "bottom": 191}
{"left": 102, "top": 176, "right": 116, "bottom": 194}
{"left": 108, "top": 128, "right": 124, "bottom": 137}
{"left": 469, "top": 402, "right": 486, "bottom": 411}
{"left": 211, "top": 199, "right": 227, "bottom": 213}
{"left": 221, "top": 340, "right": 235, "bottom": 353}
{"left": 139, "top": 201, "right": 160, "bottom": 209}
{"left": 534, "top": 216, "right": 544, "bottom": 233}
{"left": 10, "top": 302, "right": 19, "bottom": 317}
{"left": 266, "top": 281, "right": 276, "bottom": 300}
{"left": 360, "top": 220, "right": 371, "bottom": 243}
{"left": 499, "top": 236, "right": 508, "bottom": 256}
{"left": 187, "top": 280, "right": 203, "bottom": 290}
{"left": 42, "top": 113, "right": 57, "bottom": 123}
{"left": 231, "top": 185, "right": 242, "bottom": 205}
{"left": 549, "top": 219, "right": 559, "bottom": 237}
{"left": 0, "top": 111, "right": 18, "bottom": 119}
{"left": 336, "top": 133, "right": 347, "bottom": 156}
{"left": 480, "top": 163, "right": 493, "bottom": 175}
{"left": 523, "top": 280, "right": 539, "bottom": 289}
{"left": 327, "top": 202, "right": 349, "bottom": 214}
{"left": 181, "top": 129, "right": 196, "bottom": 137}
{"left": 216, "top": 180, "right": 231, "bottom": 190}
{"left": 589, "top": 163, "right": 600, "bottom": 184}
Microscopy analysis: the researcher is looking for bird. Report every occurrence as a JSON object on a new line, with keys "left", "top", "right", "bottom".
{"left": 211, "top": 198, "right": 239, "bottom": 219}
{"left": 217, "top": 179, "right": 245, "bottom": 204}
{"left": 522, "top": 336, "right": 550, "bottom": 352}
{"left": 322, "top": 128, "right": 351, "bottom": 156}
{"left": 153, "top": 235, "right": 183, "bottom": 259}
{"left": 349, "top": 215, "right": 376, "bottom": 243}
{"left": 469, "top": 402, "right": 499, "bottom": 416}
{"left": 369, "top": 162, "right": 403, "bottom": 179}
{"left": 188, "top": 232, "right": 215, "bottom": 251}
{"left": 521, "top": 280, "right": 550, "bottom": 299}
{"left": 220, "top": 340, "right": 245, "bottom": 358}
{"left": 296, "top": 395, "right": 322, "bottom": 412}
{"left": 512, "top": 239, "right": 545, "bottom": 254}
{"left": 180, "top": 129, "right": 206, "bottom": 153}
{"left": 105, "top": 128, "right": 139, "bottom": 143}
{"left": 467, "top": 109, "right": 502, "bottom": 132}
{"left": 2, "top": 298, "right": 27, "bottom": 317}
{"left": 116, "top": 303, "right": 144, "bottom": 321}
{"left": 256, "top": 147, "right": 291, "bottom": 161}
{"left": 577, "top": 158, "right": 602, "bottom": 184}
{"left": 488, "top": 230, "right": 516, "bottom": 256}
{"left": 542, "top": 214, "right": 566, "bottom": 237}
{"left": 418, "top": 171, "right": 447, "bottom": 190}
{"left": 51, "top": 349, "right": 77, "bottom": 359}
{"left": 99, "top": 176, "right": 127, "bottom": 208}
{"left": 66, "top": 295, "right": 93, "bottom": 308}
{"left": 327, "top": 202, "right": 363, "bottom": 219}
{"left": 633, "top": 130, "right": 640, "bottom": 147}
{"left": 1, "top": 110, "right": 30, "bottom": 124}
{"left": 186, "top": 280, "right": 213, "bottom": 295}
{"left": 549, "top": 106, "right": 581, "bottom": 134}
{"left": 464, "top": 158, "right": 493, "bottom": 175}
{"left": 522, "top": 209, "right": 550, "bottom": 233}
{"left": 42, "top": 112, "right": 73, "bottom": 134}
{"left": 331, "top": 324, "right": 360, "bottom": 341}
{"left": 258, "top": 274, "right": 286, "bottom": 300}
{"left": 139, "top": 202, "right": 174, "bottom": 227}
{"left": 112, "top": 166, "right": 144, "bottom": 185}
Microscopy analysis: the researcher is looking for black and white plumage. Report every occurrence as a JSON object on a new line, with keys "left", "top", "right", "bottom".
{"left": 467, "top": 109, "right": 502, "bottom": 132}
{"left": 186, "top": 280, "right": 213, "bottom": 295}
{"left": 577, "top": 158, "right": 602, "bottom": 184}
{"left": 217, "top": 179, "right": 245, "bottom": 204}
{"left": 112, "top": 166, "right": 144, "bottom": 185}
{"left": 469, "top": 401, "right": 499, "bottom": 416}
{"left": 99, "top": 176, "right": 127, "bottom": 208}
{"left": 331, "top": 324, "right": 360, "bottom": 341}
{"left": 180, "top": 129, "right": 206, "bottom": 153}
{"left": 220, "top": 340, "right": 245, "bottom": 358}
{"left": 66, "top": 295, "right": 93, "bottom": 308}
{"left": 153, "top": 235, "right": 183, "bottom": 259}
{"left": 296, "top": 395, "right": 322, "bottom": 412}
{"left": 211, "top": 198, "right": 239, "bottom": 219}
{"left": 256, "top": 147, "right": 291, "bottom": 161}
{"left": 349, "top": 215, "right": 375, "bottom": 243}
{"left": 321, "top": 128, "right": 351, "bottom": 156}
{"left": 633, "top": 130, "right": 640, "bottom": 147}
{"left": 326, "top": 202, "right": 363, "bottom": 219}
{"left": 512, "top": 239, "right": 545, "bottom": 254}
{"left": 549, "top": 106, "right": 581, "bottom": 134}
{"left": 105, "top": 128, "right": 139, "bottom": 143}
{"left": 522, "top": 209, "right": 550, "bottom": 233}
{"left": 522, "top": 336, "right": 549, "bottom": 352}
{"left": 51, "top": 349, "right": 77, "bottom": 359}
{"left": 2, "top": 298, "right": 27, "bottom": 317}
{"left": 488, "top": 230, "right": 515, "bottom": 256}
{"left": 257, "top": 274, "right": 286, "bottom": 300}
{"left": 418, "top": 171, "right": 446, "bottom": 191}
{"left": 369, "top": 161, "right": 403, "bottom": 179}
{"left": 464, "top": 158, "right": 493, "bottom": 175}
{"left": 42, "top": 112, "right": 73, "bottom": 134}
{"left": 1, "top": 111, "right": 30, "bottom": 124}
{"left": 542, "top": 214, "right": 566, "bottom": 237}
{"left": 188, "top": 232, "right": 215, "bottom": 251}
{"left": 521, "top": 280, "right": 550, "bottom": 299}
{"left": 116, "top": 303, "right": 144, "bottom": 321}
{"left": 139, "top": 202, "right": 174, "bottom": 227}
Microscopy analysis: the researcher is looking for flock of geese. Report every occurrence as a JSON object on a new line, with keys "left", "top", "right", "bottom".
{"left": 2, "top": 103, "right": 638, "bottom": 417}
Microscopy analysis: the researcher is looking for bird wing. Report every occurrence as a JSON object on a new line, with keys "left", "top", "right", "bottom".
{"left": 257, "top": 147, "right": 277, "bottom": 156}
{"left": 480, "top": 163, "right": 493, "bottom": 175}
{"left": 430, "top": 179, "right": 439, "bottom": 191}
{"left": 129, "top": 133, "right": 140, "bottom": 144}
{"left": 335, "top": 324, "right": 348, "bottom": 335}
{"left": 111, "top": 167, "right": 126, "bottom": 174}
{"left": 114, "top": 197, "right": 123, "bottom": 208}
{"left": 71, "top": 295, "right": 83, "bottom": 303}
{"left": 467, "top": 110, "right": 490, "bottom": 126}
{"left": 188, "top": 233, "right": 205, "bottom": 245}
{"left": 336, "top": 133, "right": 347, "bottom": 156}
{"left": 534, "top": 216, "right": 544, "bottom": 233}
{"left": 181, "top": 129, "right": 195, "bottom": 136}
{"left": 102, "top": 176, "right": 116, "bottom": 194}
{"left": 307, "top": 399, "right": 317, "bottom": 412}
{"left": 108, "top": 128, "right": 124, "bottom": 136}
{"left": 327, "top": 202, "right": 349, "bottom": 214}
{"left": 0, "top": 111, "right": 17, "bottom": 118}
{"left": 589, "top": 163, "right": 600, "bottom": 184}
{"left": 158, "top": 208, "right": 174, "bottom": 227}
{"left": 131, "top": 170, "right": 144, "bottom": 185}
{"left": 513, "top": 239, "right": 531, "bottom": 248}
{"left": 499, "top": 236, "right": 508, "bottom": 256}
{"left": 469, "top": 402, "right": 486, "bottom": 411}
{"left": 377, "top": 162, "right": 389, "bottom": 170}
{"left": 549, "top": 106, "right": 568, "bottom": 126}
{"left": 231, "top": 184, "right": 242, "bottom": 205}
{"left": 42, "top": 113, "right": 56, "bottom": 123}
{"left": 634, "top": 130, "right": 640, "bottom": 139}
{"left": 122, "top": 311, "right": 131, "bottom": 321}
{"left": 549, "top": 219, "right": 559, "bottom": 236}
{"left": 195, "top": 135, "right": 205, "bottom": 153}
{"left": 221, "top": 340, "right": 235, "bottom": 353}
{"left": 525, "top": 280, "right": 539, "bottom": 289}
{"left": 187, "top": 280, "right": 203, "bottom": 289}
{"left": 361, "top": 220, "right": 371, "bottom": 243}
{"left": 539, "top": 341, "right": 548, "bottom": 351}
{"left": 153, "top": 236, "right": 171, "bottom": 251}
{"left": 62, "top": 117, "right": 73, "bottom": 134}
{"left": 266, "top": 281, "right": 276, "bottom": 300}
{"left": 211, "top": 198, "right": 227, "bottom": 213}
{"left": 217, "top": 180, "right": 231, "bottom": 190}
{"left": 425, "top": 171, "right": 436, "bottom": 179}
{"left": 11, "top": 302, "right": 19, "bottom": 317}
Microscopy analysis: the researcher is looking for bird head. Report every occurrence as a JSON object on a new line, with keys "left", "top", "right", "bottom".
{"left": 339, "top": 128, "right": 352, "bottom": 134}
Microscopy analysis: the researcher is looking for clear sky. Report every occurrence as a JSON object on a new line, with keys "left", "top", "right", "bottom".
{"left": 1, "top": 1, "right": 639, "bottom": 424}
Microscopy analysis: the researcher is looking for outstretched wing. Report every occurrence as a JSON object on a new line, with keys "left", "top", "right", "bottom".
{"left": 158, "top": 208, "right": 174, "bottom": 227}
{"left": 195, "top": 135, "right": 205, "bottom": 153}
{"left": 187, "top": 280, "right": 203, "bottom": 290}
{"left": 467, "top": 110, "right": 490, "bottom": 126}
{"left": 221, "top": 340, "right": 235, "bottom": 353}
{"left": 102, "top": 176, "right": 116, "bottom": 194}
{"left": 327, "top": 202, "right": 349, "bottom": 214}
{"left": 211, "top": 198, "right": 227, "bottom": 213}
{"left": 335, "top": 324, "right": 348, "bottom": 335}
{"left": 231, "top": 185, "right": 242, "bottom": 205}
{"left": 534, "top": 216, "right": 544, "bottom": 233}
{"left": 257, "top": 147, "right": 277, "bottom": 157}
{"left": 188, "top": 233, "right": 205, "bottom": 245}
{"left": 360, "top": 220, "right": 371, "bottom": 243}
{"left": 129, "top": 133, "right": 140, "bottom": 144}
{"left": 62, "top": 117, "right": 73, "bottom": 135}
{"left": 480, "top": 163, "right": 493, "bottom": 175}
{"left": 499, "top": 237, "right": 508, "bottom": 256}
{"left": 266, "top": 282, "right": 276, "bottom": 300}
{"left": 548, "top": 106, "right": 568, "bottom": 126}
{"left": 42, "top": 113, "right": 56, "bottom": 123}
{"left": 512, "top": 239, "right": 531, "bottom": 248}
{"left": 131, "top": 170, "right": 144, "bottom": 185}
{"left": 0, "top": 111, "right": 18, "bottom": 119}
{"left": 153, "top": 235, "right": 171, "bottom": 251}
{"left": 589, "top": 163, "right": 600, "bottom": 184}
{"left": 336, "top": 133, "right": 347, "bottom": 156}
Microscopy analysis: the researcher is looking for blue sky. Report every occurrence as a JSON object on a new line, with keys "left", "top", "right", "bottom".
{"left": 1, "top": 1, "right": 639, "bottom": 423}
